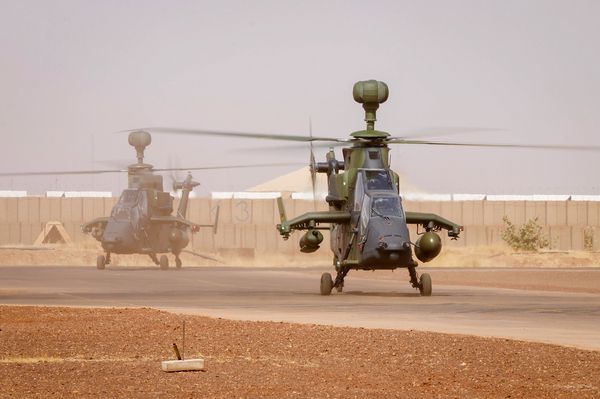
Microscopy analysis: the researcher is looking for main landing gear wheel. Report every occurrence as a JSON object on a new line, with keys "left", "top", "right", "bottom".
{"left": 96, "top": 255, "right": 106, "bottom": 270}
{"left": 159, "top": 255, "right": 169, "bottom": 270}
{"left": 419, "top": 273, "right": 432, "bottom": 296}
{"left": 320, "top": 272, "right": 333, "bottom": 296}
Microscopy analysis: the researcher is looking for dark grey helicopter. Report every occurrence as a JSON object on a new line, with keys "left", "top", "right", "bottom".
{"left": 81, "top": 130, "right": 221, "bottom": 269}
{"left": 1, "top": 130, "right": 293, "bottom": 270}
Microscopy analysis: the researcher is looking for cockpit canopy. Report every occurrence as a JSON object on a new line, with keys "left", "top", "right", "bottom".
{"left": 364, "top": 170, "right": 394, "bottom": 191}
{"left": 119, "top": 190, "right": 139, "bottom": 204}
{"left": 111, "top": 189, "right": 149, "bottom": 223}
{"left": 111, "top": 206, "right": 131, "bottom": 220}
{"left": 371, "top": 196, "right": 402, "bottom": 217}
{"left": 360, "top": 194, "right": 405, "bottom": 234}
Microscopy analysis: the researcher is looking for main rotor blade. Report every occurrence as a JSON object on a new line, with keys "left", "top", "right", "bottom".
{"left": 387, "top": 139, "right": 600, "bottom": 151}
{"left": 0, "top": 168, "right": 128, "bottom": 177}
{"left": 153, "top": 162, "right": 303, "bottom": 172}
{"left": 389, "top": 127, "right": 504, "bottom": 140}
{"left": 0, "top": 162, "right": 302, "bottom": 178}
{"left": 181, "top": 249, "right": 223, "bottom": 263}
{"left": 94, "top": 159, "right": 130, "bottom": 168}
{"left": 130, "top": 127, "right": 347, "bottom": 142}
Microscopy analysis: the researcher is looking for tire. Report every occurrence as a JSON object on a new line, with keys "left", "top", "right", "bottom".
{"left": 320, "top": 272, "right": 333, "bottom": 296}
{"left": 419, "top": 273, "right": 432, "bottom": 296}
{"left": 96, "top": 255, "right": 106, "bottom": 270}
{"left": 175, "top": 257, "right": 182, "bottom": 269}
{"left": 159, "top": 255, "right": 169, "bottom": 270}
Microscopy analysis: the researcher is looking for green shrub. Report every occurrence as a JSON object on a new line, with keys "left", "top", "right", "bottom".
{"left": 501, "top": 216, "right": 549, "bottom": 251}
{"left": 584, "top": 227, "right": 594, "bottom": 251}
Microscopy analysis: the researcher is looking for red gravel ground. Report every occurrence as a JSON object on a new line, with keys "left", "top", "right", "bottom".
{"left": 1, "top": 306, "right": 598, "bottom": 398}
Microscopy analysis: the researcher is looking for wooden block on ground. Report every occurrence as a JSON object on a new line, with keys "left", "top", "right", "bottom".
{"left": 161, "top": 358, "right": 205, "bottom": 372}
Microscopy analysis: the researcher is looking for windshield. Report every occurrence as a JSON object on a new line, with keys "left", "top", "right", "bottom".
{"left": 119, "top": 190, "right": 139, "bottom": 204}
{"left": 111, "top": 206, "right": 131, "bottom": 220}
{"left": 371, "top": 196, "right": 403, "bottom": 218}
{"left": 365, "top": 170, "right": 393, "bottom": 191}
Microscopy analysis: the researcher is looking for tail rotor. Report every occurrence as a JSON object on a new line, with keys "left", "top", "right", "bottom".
{"left": 308, "top": 118, "right": 317, "bottom": 208}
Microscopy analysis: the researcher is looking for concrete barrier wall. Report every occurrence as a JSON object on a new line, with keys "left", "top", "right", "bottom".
{"left": 1, "top": 197, "right": 599, "bottom": 252}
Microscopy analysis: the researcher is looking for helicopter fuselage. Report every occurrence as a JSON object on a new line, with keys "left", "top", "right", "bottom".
{"left": 277, "top": 140, "right": 461, "bottom": 295}
{"left": 98, "top": 189, "right": 188, "bottom": 255}
{"left": 329, "top": 165, "right": 414, "bottom": 270}
{"left": 101, "top": 218, "right": 188, "bottom": 255}
{"left": 76, "top": 130, "right": 217, "bottom": 270}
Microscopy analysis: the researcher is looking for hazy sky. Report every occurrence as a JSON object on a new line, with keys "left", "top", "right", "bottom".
{"left": 1, "top": 0, "right": 599, "bottom": 195}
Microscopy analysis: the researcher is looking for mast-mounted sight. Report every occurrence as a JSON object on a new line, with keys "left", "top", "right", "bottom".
{"left": 352, "top": 80, "right": 389, "bottom": 131}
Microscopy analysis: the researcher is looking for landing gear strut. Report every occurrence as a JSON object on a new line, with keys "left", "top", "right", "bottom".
{"left": 408, "top": 264, "right": 432, "bottom": 296}
{"left": 96, "top": 252, "right": 111, "bottom": 270}
{"left": 320, "top": 267, "right": 349, "bottom": 295}
{"left": 419, "top": 273, "right": 432, "bottom": 296}
{"left": 333, "top": 267, "right": 349, "bottom": 293}
{"left": 149, "top": 254, "right": 170, "bottom": 270}
{"left": 96, "top": 255, "right": 105, "bottom": 270}
{"left": 159, "top": 255, "right": 169, "bottom": 270}
{"left": 175, "top": 255, "right": 182, "bottom": 269}
{"left": 320, "top": 273, "right": 333, "bottom": 295}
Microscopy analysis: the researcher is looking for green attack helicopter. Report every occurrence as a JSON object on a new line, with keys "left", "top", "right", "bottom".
{"left": 81, "top": 130, "right": 220, "bottom": 270}
{"left": 275, "top": 81, "right": 461, "bottom": 296}
{"left": 0, "top": 130, "right": 294, "bottom": 270}
{"left": 141, "top": 79, "right": 600, "bottom": 295}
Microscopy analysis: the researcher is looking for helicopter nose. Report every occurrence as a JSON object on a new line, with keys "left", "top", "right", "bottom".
{"left": 377, "top": 240, "right": 411, "bottom": 261}
{"left": 102, "top": 236, "right": 123, "bottom": 252}
{"left": 377, "top": 240, "right": 410, "bottom": 251}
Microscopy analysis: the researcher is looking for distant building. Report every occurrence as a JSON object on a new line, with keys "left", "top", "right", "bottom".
{"left": 210, "top": 167, "right": 600, "bottom": 202}
{"left": 45, "top": 191, "right": 112, "bottom": 198}
{"left": 0, "top": 191, "right": 27, "bottom": 197}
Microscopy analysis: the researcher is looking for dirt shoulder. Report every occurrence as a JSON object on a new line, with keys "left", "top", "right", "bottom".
{"left": 1, "top": 306, "right": 598, "bottom": 398}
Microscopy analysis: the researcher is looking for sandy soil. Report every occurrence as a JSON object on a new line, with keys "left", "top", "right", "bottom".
{"left": 0, "top": 306, "right": 598, "bottom": 399}
{"left": 2, "top": 244, "right": 600, "bottom": 268}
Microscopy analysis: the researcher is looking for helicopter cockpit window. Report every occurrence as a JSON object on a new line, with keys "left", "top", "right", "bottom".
{"left": 365, "top": 170, "right": 393, "bottom": 191}
{"left": 119, "top": 190, "right": 139, "bottom": 204}
{"left": 360, "top": 195, "right": 371, "bottom": 234}
{"left": 354, "top": 173, "right": 365, "bottom": 212}
{"left": 371, "top": 196, "right": 403, "bottom": 218}
{"left": 138, "top": 192, "right": 149, "bottom": 218}
{"left": 111, "top": 206, "right": 131, "bottom": 220}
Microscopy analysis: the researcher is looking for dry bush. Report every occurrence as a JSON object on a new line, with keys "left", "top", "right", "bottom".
{"left": 501, "top": 216, "right": 549, "bottom": 252}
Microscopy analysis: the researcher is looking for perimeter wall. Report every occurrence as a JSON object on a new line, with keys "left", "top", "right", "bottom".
{"left": 1, "top": 197, "right": 599, "bottom": 254}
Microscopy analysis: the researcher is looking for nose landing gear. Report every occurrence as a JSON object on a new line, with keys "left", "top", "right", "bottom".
{"left": 96, "top": 252, "right": 111, "bottom": 270}
{"left": 320, "top": 266, "right": 349, "bottom": 296}
{"left": 159, "top": 255, "right": 169, "bottom": 270}
{"left": 320, "top": 273, "right": 334, "bottom": 295}
{"left": 418, "top": 273, "right": 432, "bottom": 296}
{"left": 409, "top": 264, "right": 432, "bottom": 296}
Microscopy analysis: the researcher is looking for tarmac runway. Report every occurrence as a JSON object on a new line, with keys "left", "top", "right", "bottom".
{"left": 1, "top": 266, "right": 599, "bottom": 350}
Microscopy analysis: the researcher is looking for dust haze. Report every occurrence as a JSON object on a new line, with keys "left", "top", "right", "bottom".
{"left": 1, "top": 1, "right": 600, "bottom": 195}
